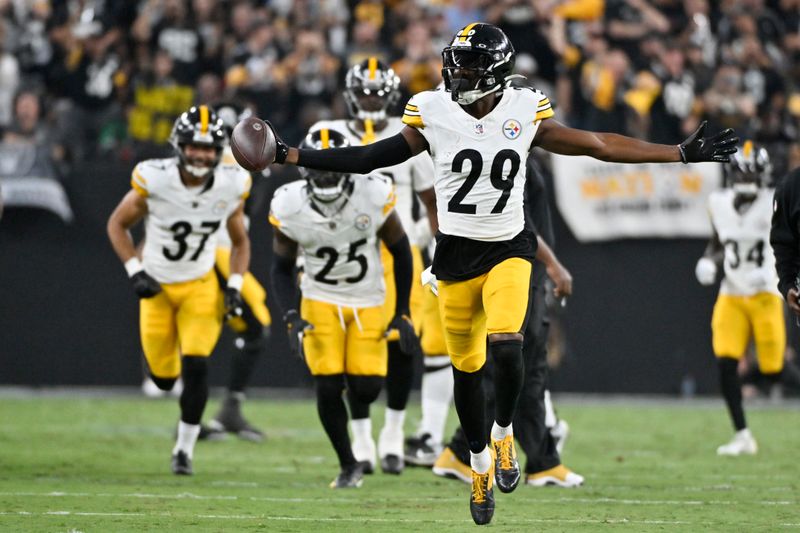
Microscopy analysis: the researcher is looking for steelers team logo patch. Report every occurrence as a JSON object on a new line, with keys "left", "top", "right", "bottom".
{"left": 503, "top": 119, "right": 522, "bottom": 139}
{"left": 212, "top": 200, "right": 229, "bottom": 215}
{"left": 355, "top": 214, "right": 371, "bottom": 231}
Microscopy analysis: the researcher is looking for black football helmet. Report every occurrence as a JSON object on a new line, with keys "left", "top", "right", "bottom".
{"left": 300, "top": 128, "right": 352, "bottom": 202}
{"left": 442, "top": 23, "right": 516, "bottom": 105}
{"left": 214, "top": 101, "right": 253, "bottom": 137}
{"left": 344, "top": 57, "right": 401, "bottom": 122}
{"left": 169, "top": 105, "right": 227, "bottom": 178}
{"left": 726, "top": 140, "right": 771, "bottom": 195}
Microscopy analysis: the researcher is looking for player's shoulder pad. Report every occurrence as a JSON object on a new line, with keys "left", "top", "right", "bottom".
{"left": 708, "top": 188, "right": 731, "bottom": 208}
{"left": 217, "top": 162, "right": 252, "bottom": 199}
{"left": 132, "top": 157, "right": 177, "bottom": 194}
{"left": 357, "top": 173, "right": 396, "bottom": 210}
{"left": 512, "top": 86, "right": 553, "bottom": 121}
{"left": 403, "top": 90, "right": 443, "bottom": 129}
{"left": 270, "top": 179, "right": 307, "bottom": 219}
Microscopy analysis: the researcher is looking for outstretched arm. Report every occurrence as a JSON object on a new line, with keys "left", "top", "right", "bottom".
{"left": 534, "top": 120, "right": 737, "bottom": 164}
{"left": 274, "top": 126, "right": 428, "bottom": 174}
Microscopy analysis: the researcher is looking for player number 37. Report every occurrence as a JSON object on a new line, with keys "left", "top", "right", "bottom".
{"left": 163, "top": 220, "right": 221, "bottom": 261}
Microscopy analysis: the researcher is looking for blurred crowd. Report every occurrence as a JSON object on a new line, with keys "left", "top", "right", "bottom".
{"left": 1, "top": 0, "right": 799, "bottom": 179}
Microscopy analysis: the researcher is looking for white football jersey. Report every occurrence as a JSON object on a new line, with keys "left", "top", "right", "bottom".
{"left": 132, "top": 157, "right": 251, "bottom": 284}
{"left": 309, "top": 117, "right": 434, "bottom": 246}
{"left": 708, "top": 188, "right": 779, "bottom": 296}
{"left": 402, "top": 87, "right": 553, "bottom": 241}
{"left": 269, "top": 174, "right": 396, "bottom": 307}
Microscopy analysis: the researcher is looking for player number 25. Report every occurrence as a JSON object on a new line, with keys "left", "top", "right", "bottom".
{"left": 314, "top": 239, "right": 369, "bottom": 285}
{"left": 448, "top": 149, "right": 521, "bottom": 215}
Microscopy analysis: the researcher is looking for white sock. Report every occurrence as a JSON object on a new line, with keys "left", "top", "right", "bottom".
{"left": 736, "top": 428, "right": 752, "bottom": 439}
{"left": 419, "top": 356, "right": 453, "bottom": 444}
{"left": 383, "top": 407, "right": 406, "bottom": 434}
{"left": 491, "top": 421, "right": 512, "bottom": 441}
{"left": 470, "top": 446, "right": 492, "bottom": 474}
{"left": 544, "top": 389, "right": 556, "bottom": 429}
{"left": 349, "top": 418, "right": 372, "bottom": 444}
{"left": 173, "top": 421, "right": 201, "bottom": 459}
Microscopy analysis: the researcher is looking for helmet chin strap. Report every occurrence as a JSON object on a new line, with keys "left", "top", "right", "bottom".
{"left": 451, "top": 75, "right": 520, "bottom": 105}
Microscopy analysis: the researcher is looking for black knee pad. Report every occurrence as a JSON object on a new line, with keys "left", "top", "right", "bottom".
{"left": 346, "top": 375, "right": 384, "bottom": 405}
{"left": 149, "top": 374, "right": 177, "bottom": 391}
{"left": 315, "top": 374, "right": 346, "bottom": 400}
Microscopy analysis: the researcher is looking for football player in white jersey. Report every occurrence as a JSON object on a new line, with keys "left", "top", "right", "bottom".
{"left": 695, "top": 142, "right": 783, "bottom": 456}
{"left": 257, "top": 22, "right": 738, "bottom": 525}
{"left": 268, "top": 128, "right": 420, "bottom": 489}
{"left": 309, "top": 58, "right": 440, "bottom": 475}
{"left": 108, "top": 105, "right": 252, "bottom": 475}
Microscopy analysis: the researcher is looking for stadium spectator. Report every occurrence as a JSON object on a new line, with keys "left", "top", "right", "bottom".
{"left": 0, "top": 19, "right": 20, "bottom": 129}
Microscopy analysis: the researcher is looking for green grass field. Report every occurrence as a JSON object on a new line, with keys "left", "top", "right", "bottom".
{"left": 1, "top": 392, "right": 799, "bottom": 532}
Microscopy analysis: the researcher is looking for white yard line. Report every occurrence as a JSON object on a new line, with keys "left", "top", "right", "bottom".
{"left": 0, "top": 491, "right": 795, "bottom": 507}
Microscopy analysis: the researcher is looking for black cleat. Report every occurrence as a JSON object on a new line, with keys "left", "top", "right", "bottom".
{"left": 357, "top": 460, "right": 374, "bottom": 475}
{"left": 470, "top": 468, "right": 495, "bottom": 525}
{"left": 492, "top": 435, "right": 521, "bottom": 493}
{"left": 330, "top": 463, "right": 364, "bottom": 488}
{"left": 210, "top": 396, "right": 265, "bottom": 442}
{"left": 197, "top": 424, "right": 227, "bottom": 441}
{"left": 404, "top": 433, "right": 439, "bottom": 467}
{"left": 380, "top": 454, "right": 404, "bottom": 475}
{"left": 171, "top": 451, "right": 193, "bottom": 475}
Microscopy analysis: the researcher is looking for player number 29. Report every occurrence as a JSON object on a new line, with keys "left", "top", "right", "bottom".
{"left": 447, "top": 149, "right": 520, "bottom": 215}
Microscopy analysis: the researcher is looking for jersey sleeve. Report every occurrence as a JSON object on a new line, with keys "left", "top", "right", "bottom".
{"left": 268, "top": 185, "right": 300, "bottom": 241}
{"left": 533, "top": 90, "right": 554, "bottom": 122}
{"left": 131, "top": 163, "right": 149, "bottom": 197}
{"left": 238, "top": 170, "right": 253, "bottom": 200}
{"left": 410, "top": 152, "right": 435, "bottom": 192}
{"left": 366, "top": 174, "right": 398, "bottom": 223}
{"left": 401, "top": 95, "right": 425, "bottom": 129}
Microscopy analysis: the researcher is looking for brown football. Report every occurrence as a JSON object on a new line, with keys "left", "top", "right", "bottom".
{"left": 230, "top": 116, "right": 276, "bottom": 172}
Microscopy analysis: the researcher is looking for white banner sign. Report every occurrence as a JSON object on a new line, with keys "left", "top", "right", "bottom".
{"left": 551, "top": 155, "right": 722, "bottom": 241}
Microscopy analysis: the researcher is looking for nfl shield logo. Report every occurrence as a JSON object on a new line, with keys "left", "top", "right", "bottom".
{"left": 474, "top": 122, "right": 484, "bottom": 135}
{"left": 503, "top": 119, "right": 522, "bottom": 140}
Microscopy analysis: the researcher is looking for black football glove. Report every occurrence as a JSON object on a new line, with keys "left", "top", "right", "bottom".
{"left": 678, "top": 121, "right": 739, "bottom": 163}
{"left": 265, "top": 120, "right": 290, "bottom": 164}
{"left": 284, "top": 309, "right": 312, "bottom": 358}
{"left": 387, "top": 314, "right": 422, "bottom": 358}
{"left": 224, "top": 288, "right": 244, "bottom": 321}
{"left": 130, "top": 271, "right": 162, "bottom": 298}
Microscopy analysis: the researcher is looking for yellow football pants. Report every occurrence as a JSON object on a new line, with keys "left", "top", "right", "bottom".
{"left": 215, "top": 247, "right": 272, "bottom": 332}
{"left": 381, "top": 243, "right": 424, "bottom": 339}
{"left": 421, "top": 285, "right": 447, "bottom": 355}
{"left": 301, "top": 298, "right": 388, "bottom": 376}
{"left": 437, "top": 257, "right": 532, "bottom": 372}
{"left": 711, "top": 292, "right": 785, "bottom": 374}
{"left": 140, "top": 268, "right": 222, "bottom": 379}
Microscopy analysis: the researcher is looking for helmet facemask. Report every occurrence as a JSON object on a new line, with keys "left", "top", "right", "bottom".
{"left": 299, "top": 127, "right": 352, "bottom": 205}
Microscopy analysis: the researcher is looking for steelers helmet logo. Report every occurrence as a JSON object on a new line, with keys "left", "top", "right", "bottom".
{"left": 355, "top": 214, "right": 371, "bottom": 231}
{"left": 213, "top": 200, "right": 229, "bottom": 215}
{"left": 503, "top": 119, "right": 522, "bottom": 140}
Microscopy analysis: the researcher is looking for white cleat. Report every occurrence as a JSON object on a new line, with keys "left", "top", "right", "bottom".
{"left": 551, "top": 419, "right": 570, "bottom": 455}
{"left": 717, "top": 429, "right": 758, "bottom": 456}
{"left": 526, "top": 464, "right": 584, "bottom": 488}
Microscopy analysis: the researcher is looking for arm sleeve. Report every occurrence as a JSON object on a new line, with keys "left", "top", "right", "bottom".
{"left": 534, "top": 91, "right": 555, "bottom": 123}
{"left": 770, "top": 172, "right": 800, "bottom": 298}
{"left": 296, "top": 133, "right": 412, "bottom": 175}
{"left": 270, "top": 252, "right": 298, "bottom": 318}
{"left": 386, "top": 234, "right": 413, "bottom": 317}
